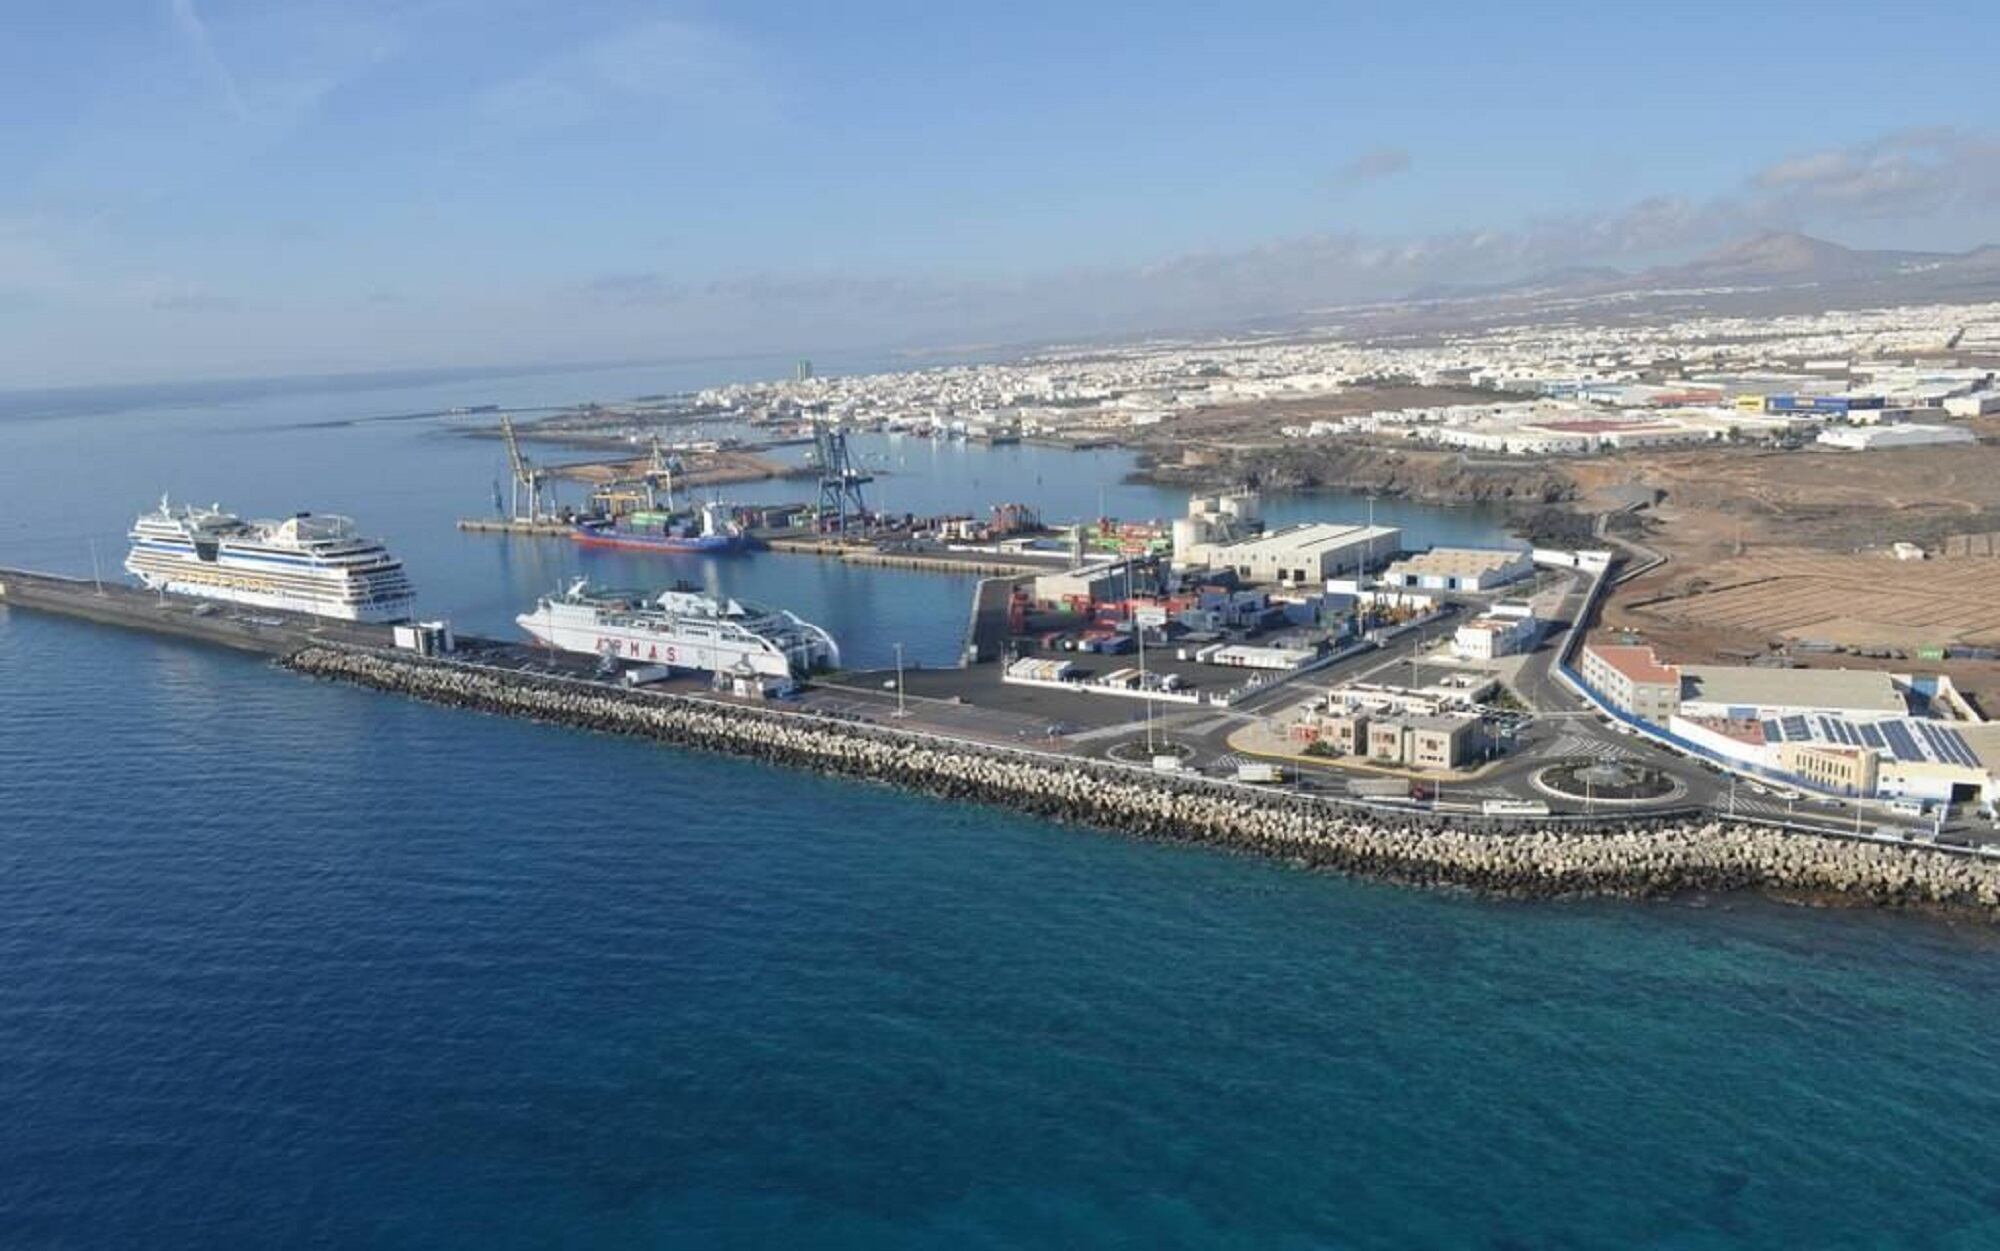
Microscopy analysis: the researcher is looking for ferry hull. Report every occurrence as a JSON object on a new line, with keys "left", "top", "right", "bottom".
{"left": 516, "top": 610, "right": 795, "bottom": 679}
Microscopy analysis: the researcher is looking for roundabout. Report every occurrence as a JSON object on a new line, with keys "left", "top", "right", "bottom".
{"left": 1532, "top": 758, "right": 1686, "bottom": 806}
{"left": 1105, "top": 735, "right": 1199, "bottom": 766}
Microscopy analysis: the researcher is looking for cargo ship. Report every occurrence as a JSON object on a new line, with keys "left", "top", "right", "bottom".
{"left": 124, "top": 495, "right": 415, "bottom": 623}
{"left": 517, "top": 578, "right": 839, "bottom": 680}
{"left": 571, "top": 502, "right": 744, "bottom": 555}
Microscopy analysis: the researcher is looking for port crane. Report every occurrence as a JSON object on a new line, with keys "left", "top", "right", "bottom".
{"left": 588, "top": 434, "right": 685, "bottom": 518}
{"left": 810, "top": 411, "right": 872, "bottom": 536}
{"left": 499, "top": 414, "right": 553, "bottom": 521}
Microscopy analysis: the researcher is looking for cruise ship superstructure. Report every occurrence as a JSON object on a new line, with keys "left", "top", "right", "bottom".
{"left": 125, "top": 496, "right": 416, "bottom": 623}
{"left": 517, "top": 578, "right": 839, "bottom": 680}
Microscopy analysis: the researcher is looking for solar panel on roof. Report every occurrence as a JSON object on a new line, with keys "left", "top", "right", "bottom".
{"left": 1817, "top": 716, "right": 1839, "bottom": 742}
{"left": 1762, "top": 719, "right": 1784, "bottom": 743}
{"left": 1882, "top": 721, "right": 1922, "bottom": 762}
{"left": 1859, "top": 724, "right": 1884, "bottom": 749}
{"left": 1783, "top": 715, "right": 1810, "bottom": 739}
{"left": 1938, "top": 727, "right": 1978, "bottom": 768}
{"left": 1836, "top": 720, "right": 1859, "bottom": 747}
{"left": 1915, "top": 722, "right": 1946, "bottom": 761}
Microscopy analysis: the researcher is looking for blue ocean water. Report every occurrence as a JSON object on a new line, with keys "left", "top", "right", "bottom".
{"left": 4, "top": 366, "right": 1999, "bottom": 1248}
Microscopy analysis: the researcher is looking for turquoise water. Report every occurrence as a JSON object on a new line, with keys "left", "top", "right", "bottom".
{"left": 2, "top": 366, "right": 1997, "bottom": 1248}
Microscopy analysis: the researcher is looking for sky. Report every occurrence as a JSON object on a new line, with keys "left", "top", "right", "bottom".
{"left": 2, "top": 0, "right": 1998, "bottom": 387}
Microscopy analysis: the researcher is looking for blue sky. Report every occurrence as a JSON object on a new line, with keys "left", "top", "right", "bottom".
{"left": 2, "top": 1, "right": 1997, "bottom": 386}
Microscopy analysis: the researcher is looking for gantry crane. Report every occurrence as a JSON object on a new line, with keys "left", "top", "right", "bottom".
{"left": 499, "top": 414, "right": 552, "bottom": 521}
{"left": 810, "top": 412, "right": 872, "bottom": 536}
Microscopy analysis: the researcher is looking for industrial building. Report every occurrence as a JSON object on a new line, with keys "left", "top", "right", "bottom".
{"left": 1196, "top": 521, "right": 1400, "bottom": 586}
{"left": 1816, "top": 424, "right": 1977, "bottom": 451}
{"left": 1579, "top": 643, "right": 1683, "bottom": 723}
{"left": 1672, "top": 707, "right": 1996, "bottom": 803}
{"left": 1032, "top": 558, "right": 1143, "bottom": 609}
{"left": 1383, "top": 546, "right": 1534, "bottom": 593}
{"left": 1677, "top": 666, "right": 1908, "bottom": 722}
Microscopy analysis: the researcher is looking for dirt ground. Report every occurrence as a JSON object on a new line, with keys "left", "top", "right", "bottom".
{"left": 1584, "top": 429, "right": 2000, "bottom": 711}
{"left": 548, "top": 449, "right": 799, "bottom": 490}
{"left": 1143, "top": 384, "right": 1505, "bottom": 449}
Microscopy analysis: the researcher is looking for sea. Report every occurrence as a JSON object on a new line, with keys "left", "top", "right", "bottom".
{"left": 2, "top": 357, "right": 1998, "bottom": 1249}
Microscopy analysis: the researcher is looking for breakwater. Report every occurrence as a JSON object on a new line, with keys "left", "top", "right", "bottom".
{"left": 284, "top": 645, "right": 2000, "bottom": 919}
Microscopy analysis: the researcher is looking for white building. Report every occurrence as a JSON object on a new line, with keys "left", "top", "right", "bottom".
{"left": 1382, "top": 547, "right": 1534, "bottom": 593}
{"left": 1197, "top": 522, "right": 1401, "bottom": 586}
{"left": 1676, "top": 666, "right": 1908, "bottom": 722}
{"left": 1816, "top": 424, "right": 1977, "bottom": 451}
{"left": 1453, "top": 614, "right": 1538, "bottom": 661}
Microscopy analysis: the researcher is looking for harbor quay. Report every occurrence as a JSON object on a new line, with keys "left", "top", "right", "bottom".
{"left": 8, "top": 565, "right": 2000, "bottom": 919}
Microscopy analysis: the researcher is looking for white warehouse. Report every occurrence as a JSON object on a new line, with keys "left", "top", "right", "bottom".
{"left": 1816, "top": 424, "right": 1977, "bottom": 451}
{"left": 1198, "top": 522, "right": 1401, "bottom": 586}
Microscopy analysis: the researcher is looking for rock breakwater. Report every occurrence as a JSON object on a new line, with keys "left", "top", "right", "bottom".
{"left": 284, "top": 646, "right": 2000, "bottom": 919}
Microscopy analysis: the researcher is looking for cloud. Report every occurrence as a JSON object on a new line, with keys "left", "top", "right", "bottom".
{"left": 167, "top": 0, "right": 250, "bottom": 121}
{"left": 544, "top": 127, "right": 2000, "bottom": 357}
{"left": 1747, "top": 128, "right": 2000, "bottom": 220}
{"left": 1330, "top": 147, "right": 1411, "bottom": 189}
{"left": 471, "top": 18, "right": 776, "bottom": 142}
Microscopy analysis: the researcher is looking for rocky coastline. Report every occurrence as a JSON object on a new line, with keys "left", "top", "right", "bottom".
{"left": 284, "top": 645, "right": 2000, "bottom": 920}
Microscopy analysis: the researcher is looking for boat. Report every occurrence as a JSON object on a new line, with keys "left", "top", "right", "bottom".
{"left": 571, "top": 501, "right": 745, "bottom": 554}
{"left": 517, "top": 578, "right": 839, "bottom": 680}
{"left": 124, "top": 495, "right": 416, "bottom": 623}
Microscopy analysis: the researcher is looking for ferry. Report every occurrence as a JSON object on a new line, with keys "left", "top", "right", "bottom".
{"left": 124, "top": 495, "right": 416, "bottom": 623}
{"left": 572, "top": 502, "right": 745, "bottom": 555}
{"left": 517, "top": 578, "right": 839, "bottom": 680}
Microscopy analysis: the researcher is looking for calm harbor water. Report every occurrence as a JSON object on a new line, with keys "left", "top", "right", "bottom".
{"left": 3, "top": 363, "right": 1998, "bottom": 1248}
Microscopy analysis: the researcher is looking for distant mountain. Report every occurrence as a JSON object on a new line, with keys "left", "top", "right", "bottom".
{"left": 1407, "top": 264, "right": 1628, "bottom": 302}
{"left": 1641, "top": 231, "right": 1952, "bottom": 287}
{"left": 1390, "top": 233, "right": 2000, "bottom": 313}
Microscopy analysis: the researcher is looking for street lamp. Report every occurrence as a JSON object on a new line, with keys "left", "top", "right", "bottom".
{"left": 893, "top": 642, "right": 908, "bottom": 718}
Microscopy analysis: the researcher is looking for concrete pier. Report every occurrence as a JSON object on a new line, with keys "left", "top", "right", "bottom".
{"left": 455, "top": 518, "right": 574, "bottom": 536}
{"left": 0, "top": 569, "right": 391, "bottom": 656}
{"left": 761, "top": 536, "right": 1064, "bottom": 576}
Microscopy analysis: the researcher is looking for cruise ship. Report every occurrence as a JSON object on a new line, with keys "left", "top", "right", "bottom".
{"left": 517, "top": 578, "right": 839, "bottom": 680}
{"left": 124, "top": 496, "right": 416, "bottom": 623}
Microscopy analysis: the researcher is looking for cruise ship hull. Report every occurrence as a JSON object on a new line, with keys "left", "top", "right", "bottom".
{"left": 134, "top": 574, "right": 408, "bottom": 623}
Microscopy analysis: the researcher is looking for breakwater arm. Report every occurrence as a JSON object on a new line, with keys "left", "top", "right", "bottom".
{"left": 283, "top": 645, "right": 2000, "bottom": 919}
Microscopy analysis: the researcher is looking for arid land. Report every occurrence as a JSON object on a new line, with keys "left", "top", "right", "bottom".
{"left": 1140, "top": 395, "right": 2000, "bottom": 710}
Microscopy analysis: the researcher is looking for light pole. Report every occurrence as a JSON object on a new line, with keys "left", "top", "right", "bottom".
{"left": 1139, "top": 622, "right": 1154, "bottom": 754}
{"left": 893, "top": 642, "right": 908, "bottom": 718}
